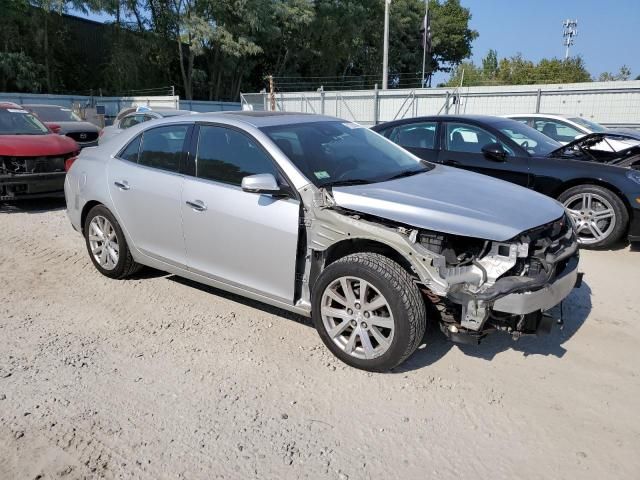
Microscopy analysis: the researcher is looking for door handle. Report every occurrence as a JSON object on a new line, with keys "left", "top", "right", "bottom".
{"left": 114, "top": 180, "right": 130, "bottom": 190}
{"left": 444, "top": 159, "right": 461, "bottom": 167}
{"left": 186, "top": 200, "right": 207, "bottom": 212}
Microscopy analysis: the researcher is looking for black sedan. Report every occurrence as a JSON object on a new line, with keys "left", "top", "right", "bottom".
{"left": 372, "top": 115, "right": 640, "bottom": 248}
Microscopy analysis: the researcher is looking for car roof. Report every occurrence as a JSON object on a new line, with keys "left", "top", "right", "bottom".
{"left": 22, "top": 104, "right": 66, "bottom": 108}
{"left": 506, "top": 113, "right": 571, "bottom": 119}
{"left": 0, "top": 102, "right": 24, "bottom": 110}
{"left": 372, "top": 114, "right": 518, "bottom": 129}
{"left": 188, "top": 111, "right": 343, "bottom": 128}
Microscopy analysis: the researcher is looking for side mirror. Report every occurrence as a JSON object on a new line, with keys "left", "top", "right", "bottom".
{"left": 481, "top": 142, "right": 507, "bottom": 161}
{"left": 241, "top": 173, "right": 282, "bottom": 195}
{"left": 48, "top": 123, "right": 62, "bottom": 134}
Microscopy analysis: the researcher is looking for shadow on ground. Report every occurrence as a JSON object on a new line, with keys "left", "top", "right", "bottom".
{"left": 397, "top": 281, "right": 593, "bottom": 372}
{"left": 167, "top": 275, "right": 312, "bottom": 329}
{"left": 165, "top": 269, "right": 592, "bottom": 373}
{"left": 0, "top": 198, "right": 66, "bottom": 214}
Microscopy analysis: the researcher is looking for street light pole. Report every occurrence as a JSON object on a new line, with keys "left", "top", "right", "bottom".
{"left": 421, "top": 0, "right": 428, "bottom": 87}
{"left": 382, "top": 0, "right": 391, "bottom": 89}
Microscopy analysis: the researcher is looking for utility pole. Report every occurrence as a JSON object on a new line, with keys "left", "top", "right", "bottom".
{"left": 420, "top": 0, "right": 431, "bottom": 88}
{"left": 562, "top": 19, "right": 578, "bottom": 60}
{"left": 382, "top": 0, "right": 391, "bottom": 89}
{"left": 268, "top": 75, "right": 276, "bottom": 111}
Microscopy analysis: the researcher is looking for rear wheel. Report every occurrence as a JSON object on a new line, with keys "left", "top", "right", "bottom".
{"left": 559, "top": 185, "right": 628, "bottom": 249}
{"left": 312, "top": 253, "right": 426, "bottom": 372}
{"left": 84, "top": 205, "right": 140, "bottom": 278}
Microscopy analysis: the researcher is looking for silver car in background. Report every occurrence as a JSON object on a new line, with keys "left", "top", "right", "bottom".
{"left": 64, "top": 112, "right": 580, "bottom": 371}
{"left": 99, "top": 107, "right": 193, "bottom": 144}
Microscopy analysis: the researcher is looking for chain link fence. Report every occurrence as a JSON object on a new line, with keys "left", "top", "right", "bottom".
{"left": 242, "top": 80, "right": 640, "bottom": 128}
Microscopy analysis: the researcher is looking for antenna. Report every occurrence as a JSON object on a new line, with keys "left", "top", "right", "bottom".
{"left": 562, "top": 19, "right": 578, "bottom": 60}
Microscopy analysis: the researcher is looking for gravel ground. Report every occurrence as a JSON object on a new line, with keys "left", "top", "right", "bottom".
{"left": 0, "top": 200, "right": 639, "bottom": 480}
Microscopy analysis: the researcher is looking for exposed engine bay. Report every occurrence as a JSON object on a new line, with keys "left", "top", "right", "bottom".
{"left": 550, "top": 133, "right": 640, "bottom": 169}
{"left": 299, "top": 186, "right": 580, "bottom": 345}
{"left": 0, "top": 155, "right": 66, "bottom": 175}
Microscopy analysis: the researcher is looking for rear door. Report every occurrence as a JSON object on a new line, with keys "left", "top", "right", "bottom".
{"left": 181, "top": 124, "right": 300, "bottom": 303}
{"left": 108, "top": 124, "right": 191, "bottom": 267}
{"left": 438, "top": 121, "right": 531, "bottom": 187}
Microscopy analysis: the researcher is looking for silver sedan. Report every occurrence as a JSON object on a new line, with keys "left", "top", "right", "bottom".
{"left": 64, "top": 112, "right": 579, "bottom": 371}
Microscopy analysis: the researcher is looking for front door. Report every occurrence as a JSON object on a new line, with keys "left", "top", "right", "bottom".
{"left": 107, "top": 124, "right": 191, "bottom": 267}
{"left": 181, "top": 124, "right": 300, "bottom": 303}
{"left": 438, "top": 121, "right": 531, "bottom": 187}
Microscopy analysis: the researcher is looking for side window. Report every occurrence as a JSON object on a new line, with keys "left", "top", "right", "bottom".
{"left": 120, "top": 115, "right": 143, "bottom": 129}
{"left": 533, "top": 119, "right": 581, "bottom": 142}
{"left": 389, "top": 122, "right": 437, "bottom": 149}
{"left": 196, "top": 125, "right": 279, "bottom": 186}
{"left": 445, "top": 122, "right": 513, "bottom": 155}
{"left": 139, "top": 125, "right": 189, "bottom": 173}
{"left": 118, "top": 135, "right": 142, "bottom": 163}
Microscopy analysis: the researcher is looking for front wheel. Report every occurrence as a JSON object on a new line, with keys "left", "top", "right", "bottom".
{"left": 559, "top": 185, "right": 628, "bottom": 249}
{"left": 312, "top": 253, "right": 427, "bottom": 372}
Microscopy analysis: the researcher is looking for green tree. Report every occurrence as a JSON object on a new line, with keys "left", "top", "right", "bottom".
{"left": 444, "top": 53, "right": 592, "bottom": 86}
{"left": 599, "top": 65, "right": 632, "bottom": 82}
{"left": 481, "top": 49, "right": 498, "bottom": 79}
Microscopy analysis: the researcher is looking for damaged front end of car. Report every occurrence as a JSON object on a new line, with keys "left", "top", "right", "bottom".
{"left": 298, "top": 185, "right": 580, "bottom": 346}
{"left": 425, "top": 215, "right": 580, "bottom": 344}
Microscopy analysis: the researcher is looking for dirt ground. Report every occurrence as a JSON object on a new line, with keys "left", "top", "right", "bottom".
{"left": 0, "top": 199, "right": 639, "bottom": 480}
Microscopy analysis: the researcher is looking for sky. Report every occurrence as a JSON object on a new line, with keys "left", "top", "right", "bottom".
{"left": 79, "top": 0, "right": 640, "bottom": 83}
{"left": 450, "top": 0, "right": 640, "bottom": 80}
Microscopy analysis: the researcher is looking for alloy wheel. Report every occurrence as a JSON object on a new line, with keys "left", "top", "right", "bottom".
{"left": 88, "top": 215, "right": 119, "bottom": 270}
{"left": 320, "top": 276, "right": 395, "bottom": 360}
{"left": 563, "top": 192, "right": 616, "bottom": 245}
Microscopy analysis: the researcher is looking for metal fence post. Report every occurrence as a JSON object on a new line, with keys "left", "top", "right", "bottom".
{"left": 373, "top": 84, "right": 379, "bottom": 125}
{"left": 536, "top": 88, "right": 542, "bottom": 113}
{"left": 445, "top": 92, "right": 450, "bottom": 114}
{"left": 320, "top": 86, "right": 325, "bottom": 115}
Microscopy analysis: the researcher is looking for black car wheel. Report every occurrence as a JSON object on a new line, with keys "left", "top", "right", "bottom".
{"left": 559, "top": 185, "right": 628, "bottom": 249}
{"left": 312, "top": 252, "right": 427, "bottom": 372}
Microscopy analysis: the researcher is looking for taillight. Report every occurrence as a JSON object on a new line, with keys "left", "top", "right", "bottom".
{"left": 65, "top": 155, "right": 78, "bottom": 172}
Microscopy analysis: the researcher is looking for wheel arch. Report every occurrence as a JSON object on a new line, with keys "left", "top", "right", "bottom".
{"left": 309, "top": 237, "right": 416, "bottom": 294}
{"left": 553, "top": 178, "right": 632, "bottom": 214}
{"left": 80, "top": 200, "right": 104, "bottom": 233}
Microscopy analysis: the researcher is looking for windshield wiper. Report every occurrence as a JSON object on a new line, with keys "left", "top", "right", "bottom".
{"left": 321, "top": 179, "right": 372, "bottom": 188}
{"left": 384, "top": 169, "right": 424, "bottom": 181}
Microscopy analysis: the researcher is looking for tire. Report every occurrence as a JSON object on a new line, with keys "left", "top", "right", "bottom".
{"left": 312, "top": 252, "right": 427, "bottom": 372}
{"left": 84, "top": 204, "right": 140, "bottom": 279}
{"left": 558, "top": 185, "right": 628, "bottom": 249}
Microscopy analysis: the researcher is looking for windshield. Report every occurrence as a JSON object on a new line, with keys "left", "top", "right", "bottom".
{"left": 569, "top": 117, "right": 607, "bottom": 133}
{"left": 29, "top": 106, "right": 82, "bottom": 122}
{"left": 494, "top": 119, "right": 561, "bottom": 156}
{"left": 261, "top": 121, "right": 432, "bottom": 187}
{"left": 0, "top": 108, "right": 50, "bottom": 135}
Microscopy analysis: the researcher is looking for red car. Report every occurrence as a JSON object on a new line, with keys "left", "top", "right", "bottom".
{"left": 0, "top": 102, "right": 79, "bottom": 200}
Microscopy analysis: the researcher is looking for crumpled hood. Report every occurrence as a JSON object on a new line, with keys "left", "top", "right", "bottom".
{"left": 332, "top": 165, "right": 565, "bottom": 241}
{"left": 0, "top": 133, "right": 79, "bottom": 156}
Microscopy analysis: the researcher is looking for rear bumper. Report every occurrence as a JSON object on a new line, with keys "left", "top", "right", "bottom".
{"left": 492, "top": 255, "right": 579, "bottom": 315}
{"left": 0, "top": 172, "right": 66, "bottom": 200}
